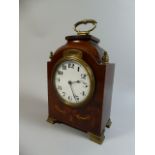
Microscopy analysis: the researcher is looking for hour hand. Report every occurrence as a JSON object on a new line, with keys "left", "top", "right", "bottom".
{"left": 71, "top": 80, "right": 88, "bottom": 88}
{"left": 77, "top": 80, "right": 87, "bottom": 85}
{"left": 71, "top": 80, "right": 83, "bottom": 84}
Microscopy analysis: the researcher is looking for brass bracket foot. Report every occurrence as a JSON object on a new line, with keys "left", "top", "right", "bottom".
{"left": 46, "top": 116, "right": 57, "bottom": 124}
{"left": 88, "top": 131, "right": 105, "bottom": 144}
{"left": 106, "top": 119, "right": 112, "bottom": 128}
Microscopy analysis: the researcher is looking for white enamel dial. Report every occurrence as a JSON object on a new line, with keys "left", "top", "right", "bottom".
{"left": 54, "top": 60, "right": 92, "bottom": 105}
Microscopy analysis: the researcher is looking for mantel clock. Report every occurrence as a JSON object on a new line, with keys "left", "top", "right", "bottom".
{"left": 47, "top": 19, "right": 115, "bottom": 144}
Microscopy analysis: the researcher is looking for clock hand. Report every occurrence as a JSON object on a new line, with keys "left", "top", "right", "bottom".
{"left": 71, "top": 85, "right": 78, "bottom": 103}
{"left": 68, "top": 81, "right": 77, "bottom": 103}
{"left": 71, "top": 80, "right": 83, "bottom": 84}
{"left": 76, "top": 80, "right": 87, "bottom": 85}
{"left": 71, "top": 81, "right": 80, "bottom": 84}
{"left": 71, "top": 80, "right": 88, "bottom": 88}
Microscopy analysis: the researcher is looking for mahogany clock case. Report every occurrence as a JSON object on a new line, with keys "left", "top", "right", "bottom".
{"left": 47, "top": 34, "right": 115, "bottom": 144}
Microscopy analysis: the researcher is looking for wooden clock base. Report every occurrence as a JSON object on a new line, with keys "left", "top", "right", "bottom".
{"left": 47, "top": 116, "right": 112, "bottom": 144}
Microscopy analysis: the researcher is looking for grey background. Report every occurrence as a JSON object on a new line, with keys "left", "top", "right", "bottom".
{"left": 20, "top": 0, "right": 135, "bottom": 155}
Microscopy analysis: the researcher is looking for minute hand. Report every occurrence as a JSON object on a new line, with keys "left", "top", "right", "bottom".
{"left": 69, "top": 83, "right": 77, "bottom": 103}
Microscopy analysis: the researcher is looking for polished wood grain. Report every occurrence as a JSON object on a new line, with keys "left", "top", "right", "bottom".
{"left": 47, "top": 34, "right": 115, "bottom": 143}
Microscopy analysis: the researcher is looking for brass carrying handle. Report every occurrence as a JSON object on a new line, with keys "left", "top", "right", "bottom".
{"left": 74, "top": 19, "right": 97, "bottom": 35}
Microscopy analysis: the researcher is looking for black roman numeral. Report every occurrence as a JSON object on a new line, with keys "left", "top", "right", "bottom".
{"left": 68, "top": 63, "right": 74, "bottom": 69}
{"left": 75, "top": 95, "right": 79, "bottom": 101}
{"left": 57, "top": 71, "right": 63, "bottom": 75}
{"left": 81, "top": 91, "right": 86, "bottom": 96}
{"left": 81, "top": 74, "right": 86, "bottom": 79}
{"left": 62, "top": 64, "right": 67, "bottom": 70}
{"left": 77, "top": 66, "right": 80, "bottom": 72}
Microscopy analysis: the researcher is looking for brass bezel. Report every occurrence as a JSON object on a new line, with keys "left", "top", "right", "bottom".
{"left": 52, "top": 53, "right": 95, "bottom": 108}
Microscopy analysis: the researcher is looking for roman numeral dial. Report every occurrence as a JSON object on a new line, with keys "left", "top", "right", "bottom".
{"left": 54, "top": 59, "right": 94, "bottom": 106}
